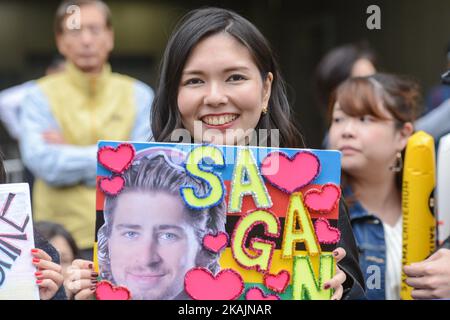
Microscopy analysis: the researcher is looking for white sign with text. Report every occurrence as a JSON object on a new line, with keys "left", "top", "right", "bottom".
{"left": 0, "top": 183, "right": 39, "bottom": 300}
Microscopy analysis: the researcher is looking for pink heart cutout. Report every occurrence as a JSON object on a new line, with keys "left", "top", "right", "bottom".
{"left": 304, "top": 183, "right": 341, "bottom": 213}
{"left": 203, "top": 232, "right": 229, "bottom": 253}
{"left": 263, "top": 270, "right": 290, "bottom": 293}
{"left": 184, "top": 268, "right": 244, "bottom": 300}
{"left": 314, "top": 218, "right": 341, "bottom": 244}
{"left": 261, "top": 151, "right": 320, "bottom": 193}
{"left": 245, "top": 287, "right": 280, "bottom": 300}
{"left": 98, "top": 143, "right": 135, "bottom": 174}
{"left": 99, "top": 176, "right": 125, "bottom": 196}
{"left": 96, "top": 281, "right": 131, "bottom": 300}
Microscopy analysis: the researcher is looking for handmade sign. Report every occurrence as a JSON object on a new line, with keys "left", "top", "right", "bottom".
{"left": 0, "top": 183, "right": 39, "bottom": 300}
{"left": 401, "top": 131, "right": 436, "bottom": 300}
{"left": 95, "top": 141, "right": 342, "bottom": 300}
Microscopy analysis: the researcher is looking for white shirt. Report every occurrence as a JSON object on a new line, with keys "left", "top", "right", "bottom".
{"left": 0, "top": 81, "right": 35, "bottom": 140}
{"left": 383, "top": 216, "right": 403, "bottom": 300}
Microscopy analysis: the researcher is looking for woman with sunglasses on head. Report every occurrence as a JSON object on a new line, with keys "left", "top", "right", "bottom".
{"left": 66, "top": 7, "right": 365, "bottom": 300}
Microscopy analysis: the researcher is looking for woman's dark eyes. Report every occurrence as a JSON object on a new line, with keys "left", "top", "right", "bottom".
{"left": 184, "top": 78, "right": 203, "bottom": 85}
{"left": 183, "top": 74, "right": 246, "bottom": 86}
{"left": 360, "top": 115, "right": 374, "bottom": 122}
{"left": 227, "top": 74, "right": 246, "bottom": 81}
{"left": 333, "top": 117, "right": 342, "bottom": 123}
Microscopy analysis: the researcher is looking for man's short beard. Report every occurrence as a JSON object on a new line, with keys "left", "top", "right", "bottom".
{"left": 132, "top": 281, "right": 184, "bottom": 300}
{"left": 111, "top": 273, "right": 185, "bottom": 300}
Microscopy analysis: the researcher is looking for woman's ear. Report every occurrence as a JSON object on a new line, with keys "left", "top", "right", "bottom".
{"left": 106, "top": 29, "right": 115, "bottom": 52}
{"left": 397, "top": 122, "right": 414, "bottom": 150}
{"left": 262, "top": 72, "right": 274, "bottom": 109}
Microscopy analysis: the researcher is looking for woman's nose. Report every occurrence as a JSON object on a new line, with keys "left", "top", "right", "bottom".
{"left": 342, "top": 118, "right": 356, "bottom": 138}
{"left": 203, "top": 83, "right": 228, "bottom": 107}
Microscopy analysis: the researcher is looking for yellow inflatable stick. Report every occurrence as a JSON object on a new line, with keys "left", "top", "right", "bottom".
{"left": 401, "top": 131, "right": 436, "bottom": 300}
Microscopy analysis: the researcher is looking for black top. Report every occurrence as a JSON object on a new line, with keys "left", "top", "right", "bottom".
{"left": 337, "top": 200, "right": 366, "bottom": 300}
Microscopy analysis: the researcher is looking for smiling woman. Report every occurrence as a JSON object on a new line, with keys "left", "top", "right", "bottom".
{"left": 151, "top": 7, "right": 303, "bottom": 148}
{"left": 66, "top": 7, "right": 366, "bottom": 301}
{"left": 177, "top": 32, "right": 273, "bottom": 145}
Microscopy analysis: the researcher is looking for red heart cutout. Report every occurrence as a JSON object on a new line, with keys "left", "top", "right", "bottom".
{"left": 314, "top": 218, "right": 341, "bottom": 244}
{"left": 98, "top": 176, "right": 125, "bottom": 196}
{"left": 202, "top": 232, "right": 229, "bottom": 253}
{"left": 245, "top": 287, "right": 280, "bottom": 300}
{"left": 96, "top": 281, "right": 131, "bottom": 300}
{"left": 184, "top": 268, "right": 244, "bottom": 300}
{"left": 261, "top": 151, "right": 320, "bottom": 193}
{"left": 98, "top": 143, "right": 135, "bottom": 174}
{"left": 263, "top": 270, "right": 290, "bottom": 293}
{"left": 304, "top": 183, "right": 341, "bottom": 213}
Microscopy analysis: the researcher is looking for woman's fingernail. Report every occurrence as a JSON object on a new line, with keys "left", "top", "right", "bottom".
{"left": 32, "top": 258, "right": 40, "bottom": 264}
{"left": 91, "top": 272, "right": 98, "bottom": 278}
{"left": 36, "top": 279, "right": 43, "bottom": 284}
{"left": 90, "top": 286, "right": 97, "bottom": 291}
{"left": 88, "top": 263, "right": 93, "bottom": 269}
{"left": 31, "top": 248, "right": 39, "bottom": 254}
{"left": 333, "top": 250, "right": 339, "bottom": 257}
{"left": 35, "top": 271, "right": 43, "bottom": 277}
{"left": 324, "top": 284, "right": 331, "bottom": 290}
{"left": 91, "top": 279, "right": 98, "bottom": 284}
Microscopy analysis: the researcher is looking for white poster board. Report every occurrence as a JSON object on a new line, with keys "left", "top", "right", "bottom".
{"left": 0, "top": 183, "right": 39, "bottom": 300}
{"left": 437, "top": 133, "right": 450, "bottom": 244}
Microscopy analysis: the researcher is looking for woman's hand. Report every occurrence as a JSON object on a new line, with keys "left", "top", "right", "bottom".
{"left": 323, "top": 247, "right": 347, "bottom": 300}
{"left": 64, "top": 259, "right": 97, "bottom": 300}
{"left": 31, "top": 248, "right": 64, "bottom": 300}
{"left": 404, "top": 248, "right": 450, "bottom": 299}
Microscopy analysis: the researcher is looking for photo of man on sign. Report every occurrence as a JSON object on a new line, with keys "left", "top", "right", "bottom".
{"left": 93, "top": 141, "right": 345, "bottom": 301}
{"left": 96, "top": 148, "right": 226, "bottom": 300}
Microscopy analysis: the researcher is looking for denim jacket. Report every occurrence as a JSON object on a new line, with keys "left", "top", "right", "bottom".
{"left": 345, "top": 189, "right": 387, "bottom": 300}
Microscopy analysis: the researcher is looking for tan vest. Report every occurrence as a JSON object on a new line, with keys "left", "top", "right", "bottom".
{"left": 33, "top": 63, "right": 137, "bottom": 249}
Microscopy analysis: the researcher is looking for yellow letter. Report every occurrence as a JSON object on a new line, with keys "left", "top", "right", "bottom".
{"left": 229, "top": 148, "right": 272, "bottom": 212}
{"left": 292, "top": 254, "right": 335, "bottom": 300}
{"left": 231, "top": 210, "right": 279, "bottom": 272}
{"left": 282, "top": 193, "right": 320, "bottom": 258}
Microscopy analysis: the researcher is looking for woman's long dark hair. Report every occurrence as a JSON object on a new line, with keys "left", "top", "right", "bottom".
{"left": 151, "top": 7, "right": 303, "bottom": 148}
